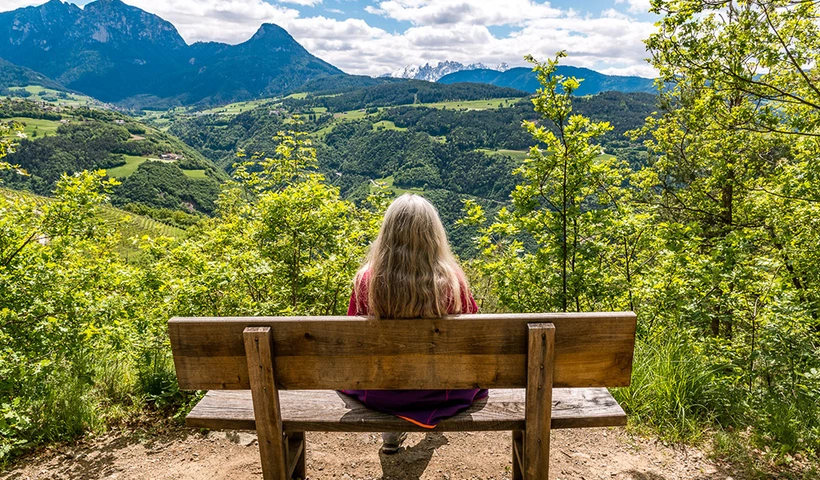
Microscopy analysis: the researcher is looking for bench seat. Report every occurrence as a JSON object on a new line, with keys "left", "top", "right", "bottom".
{"left": 187, "top": 388, "right": 626, "bottom": 433}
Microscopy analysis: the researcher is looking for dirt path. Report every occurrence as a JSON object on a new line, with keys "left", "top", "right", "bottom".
{"left": 2, "top": 426, "right": 751, "bottom": 480}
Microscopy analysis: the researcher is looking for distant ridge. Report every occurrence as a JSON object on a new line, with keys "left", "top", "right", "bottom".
{"left": 438, "top": 66, "right": 656, "bottom": 95}
{"left": 0, "top": 0, "right": 343, "bottom": 106}
{"left": 0, "top": 58, "right": 64, "bottom": 90}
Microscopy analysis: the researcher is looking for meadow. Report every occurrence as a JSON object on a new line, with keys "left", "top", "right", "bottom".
{"left": 106, "top": 155, "right": 208, "bottom": 179}
{"left": 200, "top": 98, "right": 275, "bottom": 115}
{"left": 0, "top": 116, "right": 62, "bottom": 139}
{"left": 416, "top": 97, "right": 520, "bottom": 110}
{"left": 372, "top": 175, "right": 424, "bottom": 195}
{"left": 5, "top": 85, "right": 100, "bottom": 108}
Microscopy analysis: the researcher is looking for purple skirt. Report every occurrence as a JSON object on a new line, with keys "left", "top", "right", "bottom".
{"left": 339, "top": 388, "right": 489, "bottom": 428}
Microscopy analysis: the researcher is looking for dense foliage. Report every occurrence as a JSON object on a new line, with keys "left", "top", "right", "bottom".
{"left": 0, "top": 121, "right": 384, "bottom": 465}
{"left": 461, "top": 9, "right": 820, "bottom": 470}
{"left": 0, "top": 58, "right": 63, "bottom": 92}
{"left": 628, "top": 0, "right": 820, "bottom": 456}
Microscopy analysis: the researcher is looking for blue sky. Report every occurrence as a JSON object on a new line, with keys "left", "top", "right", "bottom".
{"left": 4, "top": 0, "right": 659, "bottom": 77}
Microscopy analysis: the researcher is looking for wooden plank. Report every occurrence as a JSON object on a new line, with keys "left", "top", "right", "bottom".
{"left": 170, "top": 313, "right": 636, "bottom": 391}
{"left": 185, "top": 388, "right": 626, "bottom": 432}
{"left": 244, "top": 327, "right": 288, "bottom": 480}
{"left": 512, "top": 430, "right": 523, "bottom": 480}
{"left": 524, "top": 323, "right": 554, "bottom": 479}
{"left": 286, "top": 432, "right": 305, "bottom": 479}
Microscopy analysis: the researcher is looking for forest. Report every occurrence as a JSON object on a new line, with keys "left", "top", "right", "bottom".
{"left": 1, "top": 1, "right": 819, "bottom": 478}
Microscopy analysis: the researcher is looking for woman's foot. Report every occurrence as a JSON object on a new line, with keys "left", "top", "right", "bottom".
{"left": 381, "top": 432, "right": 407, "bottom": 454}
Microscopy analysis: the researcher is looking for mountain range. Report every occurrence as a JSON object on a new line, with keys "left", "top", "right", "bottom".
{"left": 0, "top": 0, "right": 341, "bottom": 106}
{"left": 383, "top": 61, "right": 511, "bottom": 82}
{"left": 438, "top": 67, "right": 656, "bottom": 95}
{"left": 0, "top": 0, "right": 657, "bottom": 107}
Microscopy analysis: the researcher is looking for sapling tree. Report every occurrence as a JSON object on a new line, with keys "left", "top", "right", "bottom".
{"left": 463, "top": 53, "right": 639, "bottom": 313}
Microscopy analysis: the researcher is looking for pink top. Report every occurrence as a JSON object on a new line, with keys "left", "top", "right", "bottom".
{"left": 346, "top": 270, "right": 478, "bottom": 316}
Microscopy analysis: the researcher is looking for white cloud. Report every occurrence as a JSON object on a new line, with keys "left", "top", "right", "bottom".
{"left": 0, "top": 0, "right": 57, "bottom": 9}
{"left": 279, "top": 0, "right": 322, "bottom": 6}
{"left": 615, "top": 0, "right": 651, "bottom": 14}
{"left": 366, "top": 0, "right": 561, "bottom": 26}
{"left": 123, "top": 0, "right": 300, "bottom": 44}
{"left": 598, "top": 64, "right": 657, "bottom": 77}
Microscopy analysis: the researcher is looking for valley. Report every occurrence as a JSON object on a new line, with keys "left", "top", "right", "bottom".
{"left": 1, "top": 80, "right": 654, "bottom": 257}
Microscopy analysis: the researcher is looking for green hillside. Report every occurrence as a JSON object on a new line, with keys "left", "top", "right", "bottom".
{"left": 0, "top": 99, "right": 226, "bottom": 216}
{"left": 3, "top": 85, "right": 102, "bottom": 108}
{"left": 0, "top": 186, "right": 185, "bottom": 258}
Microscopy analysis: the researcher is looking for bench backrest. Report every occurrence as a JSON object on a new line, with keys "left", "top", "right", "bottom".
{"left": 169, "top": 312, "right": 636, "bottom": 391}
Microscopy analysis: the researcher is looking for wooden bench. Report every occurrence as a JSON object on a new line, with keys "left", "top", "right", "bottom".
{"left": 169, "top": 312, "right": 636, "bottom": 480}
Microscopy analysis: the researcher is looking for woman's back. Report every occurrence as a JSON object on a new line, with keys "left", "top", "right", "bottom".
{"left": 340, "top": 194, "right": 488, "bottom": 431}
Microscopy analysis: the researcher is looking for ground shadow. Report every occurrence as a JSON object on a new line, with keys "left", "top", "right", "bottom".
{"left": 378, "top": 432, "right": 448, "bottom": 480}
{"left": 624, "top": 472, "right": 670, "bottom": 480}
{"left": 625, "top": 461, "right": 751, "bottom": 480}
{"left": 3, "top": 427, "right": 198, "bottom": 480}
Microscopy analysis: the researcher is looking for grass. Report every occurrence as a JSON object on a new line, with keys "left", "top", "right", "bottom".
{"left": 372, "top": 120, "right": 406, "bottom": 131}
{"left": 333, "top": 109, "right": 369, "bottom": 121}
{"left": 106, "top": 155, "right": 155, "bottom": 178}
{"left": 416, "top": 97, "right": 521, "bottom": 110}
{"left": 106, "top": 157, "right": 208, "bottom": 180}
{"left": 200, "top": 99, "right": 273, "bottom": 115}
{"left": 181, "top": 169, "right": 207, "bottom": 179}
{"left": 311, "top": 109, "right": 380, "bottom": 139}
{"left": 613, "top": 336, "right": 724, "bottom": 443}
{"left": 476, "top": 148, "right": 529, "bottom": 161}
{"left": 5, "top": 86, "right": 99, "bottom": 107}
{"left": 311, "top": 123, "right": 337, "bottom": 140}
{"left": 372, "top": 175, "right": 424, "bottom": 196}
{"left": 1, "top": 117, "right": 62, "bottom": 139}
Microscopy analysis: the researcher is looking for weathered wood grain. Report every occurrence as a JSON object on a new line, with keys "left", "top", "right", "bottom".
{"left": 524, "top": 324, "right": 554, "bottom": 480}
{"left": 186, "top": 388, "right": 626, "bottom": 432}
{"left": 170, "top": 313, "right": 636, "bottom": 391}
{"left": 243, "top": 327, "right": 287, "bottom": 480}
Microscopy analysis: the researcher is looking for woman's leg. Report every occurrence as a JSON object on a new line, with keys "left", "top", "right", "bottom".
{"left": 380, "top": 432, "right": 407, "bottom": 454}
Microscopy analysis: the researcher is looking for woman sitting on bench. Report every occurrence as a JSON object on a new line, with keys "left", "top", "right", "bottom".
{"left": 340, "top": 193, "right": 487, "bottom": 453}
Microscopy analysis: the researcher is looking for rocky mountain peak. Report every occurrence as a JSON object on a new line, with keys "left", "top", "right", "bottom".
{"left": 383, "top": 60, "right": 511, "bottom": 82}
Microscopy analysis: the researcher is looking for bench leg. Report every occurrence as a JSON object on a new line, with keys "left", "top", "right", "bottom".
{"left": 512, "top": 430, "right": 524, "bottom": 480}
{"left": 244, "top": 327, "right": 289, "bottom": 480}
{"left": 287, "top": 431, "right": 306, "bottom": 479}
{"left": 524, "top": 323, "right": 554, "bottom": 479}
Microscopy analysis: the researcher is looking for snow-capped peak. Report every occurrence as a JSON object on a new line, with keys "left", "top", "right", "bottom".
{"left": 381, "top": 60, "right": 507, "bottom": 82}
